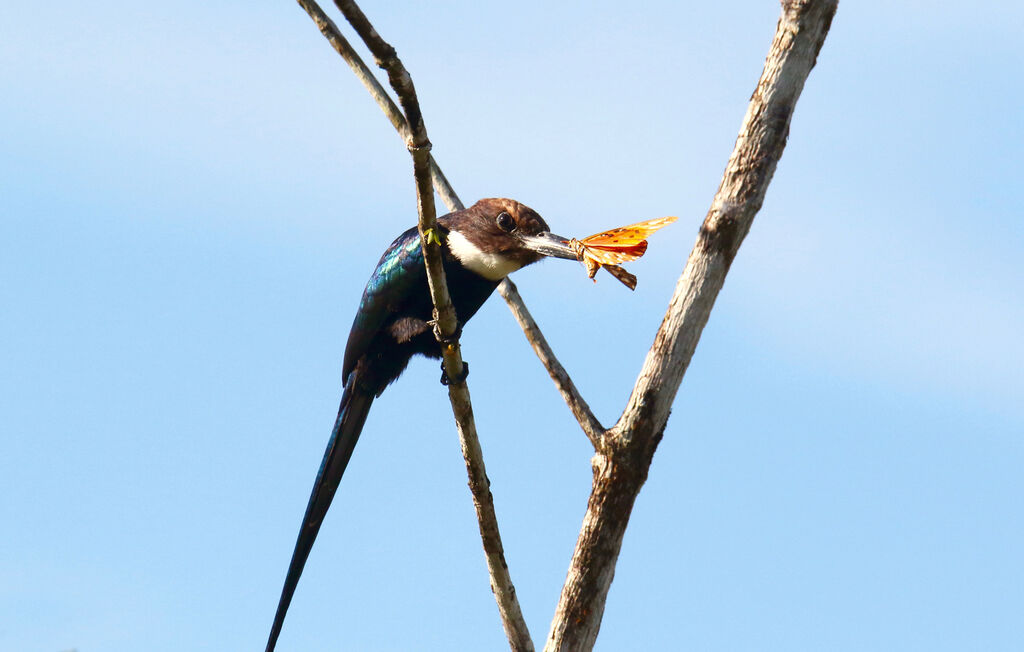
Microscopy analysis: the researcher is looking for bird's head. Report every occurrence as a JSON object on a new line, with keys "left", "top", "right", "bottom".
{"left": 441, "top": 198, "right": 576, "bottom": 281}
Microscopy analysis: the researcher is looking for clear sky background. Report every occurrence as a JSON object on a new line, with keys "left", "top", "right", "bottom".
{"left": 2, "top": 2, "right": 1022, "bottom": 651}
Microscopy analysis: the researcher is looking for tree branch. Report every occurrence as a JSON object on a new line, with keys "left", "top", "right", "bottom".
{"left": 295, "top": 0, "right": 463, "bottom": 210}
{"left": 297, "top": 1, "right": 534, "bottom": 648}
{"left": 544, "top": 2, "right": 839, "bottom": 650}
{"left": 497, "top": 280, "right": 604, "bottom": 447}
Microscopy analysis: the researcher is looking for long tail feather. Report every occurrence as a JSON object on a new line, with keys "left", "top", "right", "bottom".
{"left": 265, "top": 381, "right": 375, "bottom": 652}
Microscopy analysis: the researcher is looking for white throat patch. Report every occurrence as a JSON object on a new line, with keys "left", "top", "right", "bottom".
{"left": 446, "top": 231, "right": 523, "bottom": 281}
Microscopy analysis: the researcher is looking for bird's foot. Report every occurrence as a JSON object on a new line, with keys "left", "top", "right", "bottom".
{"left": 440, "top": 360, "right": 469, "bottom": 386}
{"left": 430, "top": 319, "right": 464, "bottom": 345}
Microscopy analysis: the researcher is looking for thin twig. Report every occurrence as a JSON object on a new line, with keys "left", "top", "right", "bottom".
{"left": 498, "top": 280, "right": 604, "bottom": 447}
{"left": 429, "top": 158, "right": 464, "bottom": 212}
{"left": 544, "top": 2, "right": 839, "bottom": 650}
{"left": 295, "top": 0, "right": 461, "bottom": 209}
{"left": 302, "top": 1, "right": 534, "bottom": 649}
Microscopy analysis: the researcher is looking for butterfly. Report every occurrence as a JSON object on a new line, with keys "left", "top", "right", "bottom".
{"left": 568, "top": 216, "right": 678, "bottom": 290}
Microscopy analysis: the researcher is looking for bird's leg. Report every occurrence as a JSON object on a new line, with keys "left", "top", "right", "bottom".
{"left": 434, "top": 316, "right": 468, "bottom": 386}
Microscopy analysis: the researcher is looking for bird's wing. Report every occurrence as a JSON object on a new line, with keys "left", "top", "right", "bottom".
{"left": 342, "top": 226, "right": 429, "bottom": 381}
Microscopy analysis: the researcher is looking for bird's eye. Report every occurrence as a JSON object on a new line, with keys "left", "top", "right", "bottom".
{"left": 495, "top": 211, "right": 515, "bottom": 233}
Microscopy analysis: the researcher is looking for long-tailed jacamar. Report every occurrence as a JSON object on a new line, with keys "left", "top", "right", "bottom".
{"left": 265, "top": 198, "right": 576, "bottom": 650}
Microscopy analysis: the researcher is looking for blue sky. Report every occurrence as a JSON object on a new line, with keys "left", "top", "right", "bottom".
{"left": 2, "top": 2, "right": 1022, "bottom": 650}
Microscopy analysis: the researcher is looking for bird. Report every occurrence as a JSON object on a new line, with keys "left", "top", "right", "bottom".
{"left": 265, "top": 198, "right": 576, "bottom": 651}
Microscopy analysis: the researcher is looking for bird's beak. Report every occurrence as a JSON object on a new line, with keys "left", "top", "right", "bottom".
{"left": 520, "top": 232, "right": 577, "bottom": 260}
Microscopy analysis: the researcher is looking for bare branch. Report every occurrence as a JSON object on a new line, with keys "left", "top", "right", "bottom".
{"left": 297, "top": 1, "right": 534, "bottom": 648}
{"left": 498, "top": 280, "right": 604, "bottom": 447}
{"left": 295, "top": 0, "right": 462, "bottom": 210}
{"left": 617, "top": 0, "right": 837, "bottom": 440}
{"left": 429, "top": 157, "right": 465, "bottom": 212}
{"left": 296, "top": 0, "right": 408, "bottom": 140}
{"left": 545, "top": 2, "right": 839, "bottom": 650}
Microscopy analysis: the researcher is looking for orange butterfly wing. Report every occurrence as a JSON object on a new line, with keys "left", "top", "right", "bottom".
{"left": 569, "top": 216, "right": 677, "bottom": 279}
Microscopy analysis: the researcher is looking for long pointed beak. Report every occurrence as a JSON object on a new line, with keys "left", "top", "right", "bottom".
{"left": 520, "top": 231, "right": 577, "bottom": 260}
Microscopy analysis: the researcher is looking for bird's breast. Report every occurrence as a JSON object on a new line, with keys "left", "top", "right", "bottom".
{"left": 446, "top": 231, "right": 523, "bottom": 281}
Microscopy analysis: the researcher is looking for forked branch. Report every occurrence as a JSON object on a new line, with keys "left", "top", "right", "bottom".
{"left": 294, "top": 2, "right": 838, "bottom": 652}
{"left": 545, "top": 2, "right": 838, "bottom": 650}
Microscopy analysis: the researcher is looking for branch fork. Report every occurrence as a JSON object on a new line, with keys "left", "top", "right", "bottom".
{"left": 295, "top": 1, "right": 838, "bottom": 650}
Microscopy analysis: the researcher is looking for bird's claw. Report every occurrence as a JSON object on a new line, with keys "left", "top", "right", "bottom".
{"left": 440, "top": 360, "right": 469, "bottom": 386}
{"left": 430, "top": 319, "right": 463, "bottom": 345}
